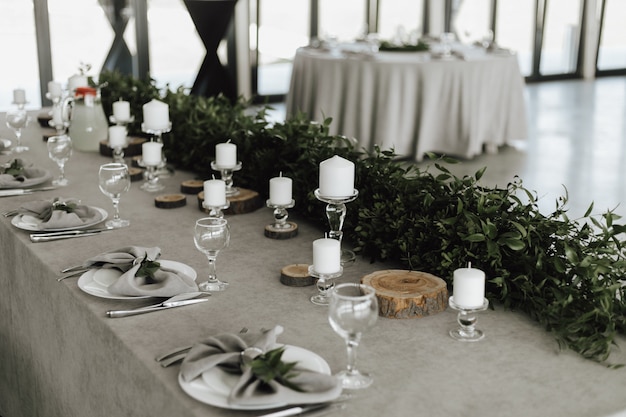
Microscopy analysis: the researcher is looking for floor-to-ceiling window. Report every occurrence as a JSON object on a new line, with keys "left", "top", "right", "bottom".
{"left": 596, "top": 0, "right": 626, "bottom": 75}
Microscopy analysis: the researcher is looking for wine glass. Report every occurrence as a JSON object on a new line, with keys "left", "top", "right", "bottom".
{"left": 328, "top": 283, "right": 378, "bottom": 389}
{"left": 47, "top": 135, "right": 73, "bottom": 186}
{"left": 98, "top": 163, "right": 131, "bottom": 228}
{"left": 6, "top": 109, "right": 29, "bottom": 153}
{"left": 194, "top": 217, "right": 230, "bottom": 291}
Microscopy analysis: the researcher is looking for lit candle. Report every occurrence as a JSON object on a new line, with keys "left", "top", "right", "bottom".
{"left": 203, "top": 179, "right": 227, "bottom": 207}
{"left": 142, "top": 99, "right": 170, "bottom": 131}
{"left": 452, "top": 263, "right": 486, "bottom": 308}
{"left": 47, "top": 82, "right": 62, "bottom": 99}
{"left": 142, "top": 142, "right": 163, "bottom": 166}
{"left": 319, "top": 155, "right": 355, "bottom": 197}
{"left": 108, "top": 126, "right": 127, "bottom": 149}
{"left": 215, "top": 141, "right": 237, "bottom": 168}
{"left": 312, "top": 238, "right": 341, "bottom": 274}
{"left": 112, "top": 99, "right": 131, "bottom": 121}
{"left": 269, "top": 173, "right": 292, "bottom": 206}
{"left": 13, "top": 89, "right": 26, "bottom": 104}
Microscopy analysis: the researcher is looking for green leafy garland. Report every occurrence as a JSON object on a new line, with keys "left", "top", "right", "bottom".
{"left": 99, "top": 71, "right": 626, "bottom": 366}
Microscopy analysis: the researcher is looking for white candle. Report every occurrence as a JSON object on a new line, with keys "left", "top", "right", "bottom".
{"left": 203, "top": 179, "right": 227, "bottom": 207}
{"left": 47, "top": 81, "right": 62, "bottom": 99}
{"left": 112, "top": 99, "right": 131, "bottom": 121}
{"left": 269, "top": 174, "right": 292, "bottom": 206}
{"left": 452, "top": 265, "right": 486, "bottom": 308}
{"left": 13, "top": 89, "right": 26, "bottom": 104}
{"left": 142, "top": 99, "right": 170, "bottom": 131}
{"left": 215, "top": 141, "right": 237, "bottom": 167}
{"left": 312, "top": 238, "right": 341, "bottom": 274}
{"left": 67, "top": 74, "right": 88, "bottom": 92}
{"left": 142, "top": 142, "right": 163, "bottom": 166}
{"left": 319, "top": 155, "right": 355, "bottom": 197}
{"left": 108, "top": 126, "right": 127, "bottom": 149}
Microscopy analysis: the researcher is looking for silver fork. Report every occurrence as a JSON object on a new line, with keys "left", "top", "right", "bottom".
{"left": 156, "top": 327, "right": 249, "bottom": 367}
{"left": 2, "top": 209, "right": 18, "bottom": 217}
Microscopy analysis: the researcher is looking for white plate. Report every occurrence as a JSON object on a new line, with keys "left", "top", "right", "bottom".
{"left": 77, "top": 260, "right": 197, "bottom": 300}
{"left": 11, "top": 206, "right": 107, "bottom": 232}
{"left": 178, "top": 344, "right": 332, "bottom": 410}
{"left": 0, "top": 168, "right": 52, "bottom": 189}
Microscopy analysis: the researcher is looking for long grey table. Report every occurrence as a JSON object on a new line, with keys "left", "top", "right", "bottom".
{"left": 1, "top": 114, "right": 625, "bottom": 417}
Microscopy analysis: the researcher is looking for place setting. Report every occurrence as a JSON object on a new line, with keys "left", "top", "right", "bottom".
{"left": 0, "top": 158, "right": 53, "bottom": 193}
{"left": 165, "top": 324, "right": 348, "bottom": 414}
{"left": 57, "top": 245, "right": 208, "bottom": 314}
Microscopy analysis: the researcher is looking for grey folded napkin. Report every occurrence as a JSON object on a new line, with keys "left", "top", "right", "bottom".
{"left": 79, "top": 246, "right": 162, "bottom": 271}
{"left": 180, "top": 326, "right": 342, "bottom": 407}
{"left": 107, "top": 259, "right": 198, "bottom": 297}
{"left": 78, "top": 246, "right": 198, "bottom": 297}
{"left": 0, "top": 167, "right": 49, "bottom": 187}
{"left": 19, "top": 198, "right": 101, "bottom": 230}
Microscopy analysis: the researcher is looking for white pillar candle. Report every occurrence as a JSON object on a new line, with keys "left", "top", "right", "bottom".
{"left": 47, "top": 81, "right": 62, "bottom": 99}
{"left": 142, "top": 99, "right": 170, "bottom": 131}
{"left": 108, "top": 126, "right": 127, "bottom": 149}
{"left": 215, "top": 141, "right": 237, "bottom": 167}
{"left": 312, "top": 238, "right": 341, "bottom": 274}
{"left": 319, "top": 155, "right": 355, "bottom": 197}
{"left": 13, "top": 89, "right": 26, "bottom": 104}
{"left": 203, "top": 179, "right": 227, "bottom": 207}
{"left": 67, "top": 75, "right": 88, "bottom": 92}
{"left": 452, "top": 265, "right": 486, "bottom": 308}
{"left": 142, "top": 142, "right": 163, "bottom": 166}
{"left": 112, "top": 99, "right": 131, "bottom": 121}
{"left": 269, "top": 174, "right": 292, "bottom": 206}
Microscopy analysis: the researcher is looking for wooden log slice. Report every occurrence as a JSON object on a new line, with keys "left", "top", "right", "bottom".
{"left": 129, "top": 167, "right": 144, "bottom": 182}
{"left": 197, "top": 188, "right": 263, "bottom": 215}
{"left": 99, "top": 136, "right": 147, "bottom": 157}
{"left": 155, "top": 194, "right": 187, "bottom": 209}
{"left": 361, "top": 270, "right": 448, "bottom": 319}
{"left": 180, "top": 179, "right": 204, "bottom": 194}
{"left": 265, "top": 222, "right": 298, "bottom": 239}
{"left": 280, "top": 264, "right": 314, "bottom": 287}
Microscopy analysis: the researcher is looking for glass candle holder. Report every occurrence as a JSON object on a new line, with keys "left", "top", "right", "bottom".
{"left": 314, "top": 188, "right": 359, "bottom": 265}
{"left": 448, "top": 296, "right": 489, "bottom": 342}
{"left": 308, "top": 265, "right": 343, "bottom": 306}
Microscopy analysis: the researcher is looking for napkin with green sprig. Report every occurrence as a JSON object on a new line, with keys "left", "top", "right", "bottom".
{"left": 180, "top": 325, "right": 342, "bottom": 407}
{"left": 0, "top": 159, "right": 49, "bottom": 188}
{"left": 106, "top": 253, "right": 198, "bottom": 297}
{"left": 18, "top": 198, "right": 102, "bottom": 230}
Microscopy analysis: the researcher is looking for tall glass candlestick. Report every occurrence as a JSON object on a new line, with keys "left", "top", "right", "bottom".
{"left": 314, "top": 188, "right": 359, "bottom": 265}
{"left": 211, "top": 161, "right": 242, "bottom": 196}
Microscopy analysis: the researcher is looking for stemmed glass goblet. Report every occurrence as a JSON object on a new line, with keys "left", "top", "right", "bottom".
{"left": 6, "top": 109, "right": 29, "bottom": 153}
{"left": 328, "top": 283, "right": 378, "bottom": 389}
{"left": 98, "top": 163, "right": 131, "bottom": 228}
{"left": 47, "top": 135, "right": 73, "bottom": 186}
{"left": 194, "top": 217, "right": 230, "bottom": 292}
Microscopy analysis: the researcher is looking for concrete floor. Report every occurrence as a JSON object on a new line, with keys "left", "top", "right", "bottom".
{"left": 271, "top": 76, "right": 626, "bottom": 219}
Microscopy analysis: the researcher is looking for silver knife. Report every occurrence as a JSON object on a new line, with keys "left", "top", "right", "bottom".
{"left": 106, "top": 298, "right": 209, "bottom": 318}
{"left": 30, "top": 229, "right": 112, "bottom": 242}
{"left": 0, "top": 186, "right": 57, "bottom": 197}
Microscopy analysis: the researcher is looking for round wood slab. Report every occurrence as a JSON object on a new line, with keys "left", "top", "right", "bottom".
{"left": 280, "top": 264, "right": 314, "bottom": 287}
{"left": 361, "top": 270, "right": 448, "bottom": 319}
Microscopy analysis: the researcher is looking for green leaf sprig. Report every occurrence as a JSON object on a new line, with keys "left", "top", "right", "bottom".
{"left": 99, "top": 71, "right": 626, "bottom": 366}
{"left": 249, "top": 347, "right": 304, "bottom": 392}
{"left": 1, "top": 159, "right": 25, "bottom": 177}
{"left": 136, "top": 254, "right": 161, "bottom": 282}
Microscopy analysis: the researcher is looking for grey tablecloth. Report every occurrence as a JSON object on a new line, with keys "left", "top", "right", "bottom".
{"left": 287, "top": 46, "right": 528, "bottom": 161}
{"left": 0, "top": 114, "right": 625, "bottom": 417}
